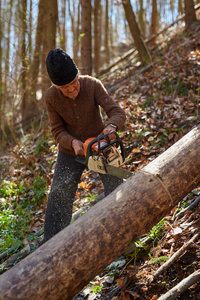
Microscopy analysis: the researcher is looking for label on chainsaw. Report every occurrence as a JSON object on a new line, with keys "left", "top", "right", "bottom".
{"left": 88, "top": 156, "right": 107, "bottom": 174}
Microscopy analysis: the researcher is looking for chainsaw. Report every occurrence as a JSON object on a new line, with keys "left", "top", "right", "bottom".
{"left": 76, "top": 131, "right": 132, "bottom": 179}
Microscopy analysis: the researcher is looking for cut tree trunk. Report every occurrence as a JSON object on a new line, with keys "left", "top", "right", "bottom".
{"left": 1, "top": 125, "right": 200, "bottom": 300}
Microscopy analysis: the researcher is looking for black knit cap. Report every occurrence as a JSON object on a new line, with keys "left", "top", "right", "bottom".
{"left": 46, "top": 48, "right": 78, "bottom": 86}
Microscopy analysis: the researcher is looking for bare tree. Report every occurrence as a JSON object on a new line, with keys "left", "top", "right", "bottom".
{"left": 122, "top": 0, "right": 151, "bottom": 65}
{"left": 184, "top": 0, "right": 197, "bottom": 27}
{"left": 41, "top": 0, "right": 58, "bottom": 95}
{"left": 21, "top": 0, "right": 29, "bottom": 121}
{"left": 94, "top": 0, "right": 101, "bottom": 74}
{"left": 0, "top": 0, "right": 3, "bottom": 150}
{"left": 29, "top": 0, "right": 46, "bottom": 117}
{"left": 58, "top": 0, "right": 66, "bottom": 50}
{"left": 68, "top": 0, "right": 80, "bottom": 65}
{"left": 150, "top": 0, "right": 157, "bottom": 45}
{"left": 105, "top": 0, "right": 109, "bottom": 66}
{"left": 138, "top": 0, "right": 146, "bottom": 39}
{"left": 80, "top": 0, "right": 92, "bottom": 75}
{"left": 178, "top": 0, "right": 184, "bottom": 14}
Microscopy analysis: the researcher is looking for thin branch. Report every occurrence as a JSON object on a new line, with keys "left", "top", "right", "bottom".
{"left": 153, "top": 233, "right": 199, "bottom": 279}
{"left": 157, "top": 269, "right": 200, "bottom": 300}
{"left": 175, "top": 196, "right": 200, "bottom": 219}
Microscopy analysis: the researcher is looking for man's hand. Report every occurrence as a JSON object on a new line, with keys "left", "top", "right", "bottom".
{"left": 103, "top": 125, "right": 117, "bottom": 140}
{"left": 72, "top": 139, "right": 84, "bottom": 156}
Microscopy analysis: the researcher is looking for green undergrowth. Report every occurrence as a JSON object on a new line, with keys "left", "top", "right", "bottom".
{"left": 0, "top": 177, "right": 47, "bottom": 256}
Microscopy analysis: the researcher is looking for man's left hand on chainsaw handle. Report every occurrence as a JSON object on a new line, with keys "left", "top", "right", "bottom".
{"left": 103, "top": 124, "right": 117, "bottom": 140}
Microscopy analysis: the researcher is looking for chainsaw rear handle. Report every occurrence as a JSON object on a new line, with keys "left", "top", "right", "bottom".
{"left": 85, "top": 131, "right": 126, "bottom": 164}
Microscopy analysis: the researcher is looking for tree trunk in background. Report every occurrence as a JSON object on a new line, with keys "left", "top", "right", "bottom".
{"left": 0, "top": 0, "right": 14, "bottom": 147}
{"left": 68, "top": 0, "right": 80, "bottom": 65}
{"left": 21, "top": 0, "right": 29, "bottom": 122}
{"left": 109, "top": 2, "right": 113, "bottom": 51}
{"left": 58, "top": 0, "right": 66, "bottom": 50}
{"left": 80, "top": 0, "right": 92, "bottom": 75}
{"left": 138, "top": 0, "right": 146, "bottom": 39}
{"left": 73, "top": 2, "right": 80, "bottom": 64}
{"left": 122, "top": 0, "right": 150, "bottom": 65}
{"left": 1, "top": 126, "right": 200, "bottom": 299}
{"left": 94, "top": 0, "right": 101, "bottom": 74}
{"left": 28, "top": 0, "right": 32, "bottom": 58}
{"left": 30, "top": 0, "right": 45, "bottom": 95}
{"left": 105, "top": 0, "right": 109, "bottom": 66}
{"left": 184, "top": 0, "right": 197, "bottom": 27}
{"left": 150, "top": 0, "right": 157, "bottom": 45}
{"left": 28, "top": 0, "right": 46, "bottom": 124}
{"left": 0, "top": 0, "right": 3, "bottom": 150}
{"left": 178, "top": 0, "right": 184, "bottom": 14}
{"left": 42, "top": 0, "right": 58, "bottom": 96}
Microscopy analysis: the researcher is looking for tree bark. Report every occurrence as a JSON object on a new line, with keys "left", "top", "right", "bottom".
{"left": 27, "top": 0, "right": 46, "bottom": 123}
{"left": 138, "top": 0, "right": 146, "bottom": 39}
{"left": 0, "top": 0, "right": 4, "bottom": 150}
{"left": 68, "top": 0, "right": 80, "bottom": 64}
{"left": 105, "top": 0, "right": 109, "bottom": 66}
{"left": 1, "top": 125, "right": 200, "bottom": 299}
{"left": 58, "top": 0, "right": 66, "bottom": 50}
{"left": 150, "top": 0, "right": 157, "bottom": 45}
{"left": 80, "top": 0, "right": 92, "bottom": 75}
{"left": 42, "top": 0, "right": 58, "bottom": 95}
{"left": 94, "top": 0, "right": 101, "bottom": 74}
{"left": 21, "top": 0, "right": 28, "bottom": 120}
{"left": 122, "top": 0, "right": 150, "bottom": 65}
{"left": 184, "top": 0, "right": 197, "bottom": 27}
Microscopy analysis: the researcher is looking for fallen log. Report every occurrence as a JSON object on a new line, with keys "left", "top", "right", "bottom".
{"left": 1, "top": 125, "right": 200, "bottom": 300}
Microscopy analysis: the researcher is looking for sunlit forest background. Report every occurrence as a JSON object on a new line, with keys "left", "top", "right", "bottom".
{"left": 0, "top": 0, "right": 199, "bottom": 151}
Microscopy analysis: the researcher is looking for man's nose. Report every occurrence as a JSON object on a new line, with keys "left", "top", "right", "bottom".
{"left": 67, "top": 85, "right": 74, "bottom": 91}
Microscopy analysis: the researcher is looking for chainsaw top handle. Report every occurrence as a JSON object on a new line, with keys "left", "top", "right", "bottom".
{"left": 85, "top": 131, "right": 126, "bottom": 164}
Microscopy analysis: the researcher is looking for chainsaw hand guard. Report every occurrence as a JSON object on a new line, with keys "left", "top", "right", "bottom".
{"left": 76, "top": 132, "right": 132, "bottom": 178}
{"left": 84, "top": 131, "right": 126, "bottom": 165}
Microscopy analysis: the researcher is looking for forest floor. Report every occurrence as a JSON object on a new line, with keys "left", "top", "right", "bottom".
{"left": 1, "top": 22, "right": 200, "bottom": 299}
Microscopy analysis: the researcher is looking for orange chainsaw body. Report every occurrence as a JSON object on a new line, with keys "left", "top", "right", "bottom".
{"left": 83, "top": 137, "right": 107, "bottom": 156}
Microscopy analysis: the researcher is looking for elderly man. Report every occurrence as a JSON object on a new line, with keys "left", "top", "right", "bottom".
{"left": 44, "top": 48, "right": 126, "bottom": 242}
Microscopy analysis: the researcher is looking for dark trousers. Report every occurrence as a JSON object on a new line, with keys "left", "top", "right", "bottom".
{"left": 44, "top": 151, "right": 123, "bottom": 241}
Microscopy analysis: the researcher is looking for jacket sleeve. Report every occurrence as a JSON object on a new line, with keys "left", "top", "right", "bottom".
{"left": 45, "top": 94, "right": 75, "bottom": 150}
{"left": 94, "top": 79, "right": 126, "bottom": 130}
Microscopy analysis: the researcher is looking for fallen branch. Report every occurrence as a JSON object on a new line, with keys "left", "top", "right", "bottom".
{"left": 0, "top": 232, "right": 44, "bottom": 273}
{"left": 175, "top": 195, "right": 200, "bottom": 219}
{"left": 0, "top": 245, "right": 32, "bottom": 274}
{"left": 153, "top": 233, "right": 200, "bottom": 279}
{"left": 157, "top": 269, "right": 200, "bottom": 300}
{"left": 0, "top": 248, "right": 15, "bottom": 262}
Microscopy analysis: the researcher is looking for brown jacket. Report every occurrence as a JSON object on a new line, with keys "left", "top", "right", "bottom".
{"left": 45, "top": 75, "right": 126, "bottom": 155}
